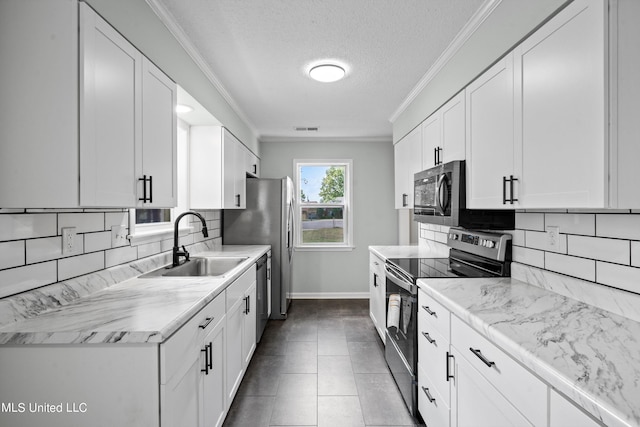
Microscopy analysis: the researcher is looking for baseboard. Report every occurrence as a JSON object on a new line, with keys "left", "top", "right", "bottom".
{"left": 290, "top": 292, "right": 370, "bottom": 300}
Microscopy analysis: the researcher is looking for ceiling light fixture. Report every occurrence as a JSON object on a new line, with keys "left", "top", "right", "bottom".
{"left": 176, "top": 104, "right": 194, "bottom": 113}
{"left": 309, "top": 64, "right": 346, "bottom": 83}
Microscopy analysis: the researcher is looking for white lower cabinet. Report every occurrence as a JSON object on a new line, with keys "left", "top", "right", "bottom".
{"left": 200, "top": 315, "right": 227, "bottom": 427}
{"left": 369, "top": 252, "right": 386, "bottom": 342}
{"left": 549, "top": 389, "right": 604, "bottom": 427}
{"left": 225, "top": 265, "right": 257, "bottom": 403}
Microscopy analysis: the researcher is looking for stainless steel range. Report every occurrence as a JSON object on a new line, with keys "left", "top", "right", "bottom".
{"left": 384, "top": 228, "right": 512, "bottom": 417}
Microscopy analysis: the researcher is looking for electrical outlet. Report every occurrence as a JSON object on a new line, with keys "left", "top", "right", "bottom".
{"left": 111, "top": 225, "right": 128, "bottom": 247}
{"left": 62, "top": 227, "right": 76, "bottom": 254}
{"left": 546, "top": 226, "right": 560, "bottom": 248}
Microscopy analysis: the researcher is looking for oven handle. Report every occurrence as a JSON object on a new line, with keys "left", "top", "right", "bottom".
{"left": 385, "top": 263, "right": 416, "bottom": 294}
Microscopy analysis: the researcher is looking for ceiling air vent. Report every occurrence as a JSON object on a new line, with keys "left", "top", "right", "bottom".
{"left": 294, "top": 127, "right": 318, "bottom": 132}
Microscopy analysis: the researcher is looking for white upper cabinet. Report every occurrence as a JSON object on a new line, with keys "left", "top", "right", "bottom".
{"left": 80, "top": 3, "right": 176, "bottom": 208}
{"left": 245, "top": 150, "right": 260, "bottom": 178}
{"left": 423, "top": 91, "right": 466, "bottom": 170}
{"left": 394, "top": 126, "right": 422, "bottom": 208}
{"left": 0, "top": 0, "right": 79, "bottom": 208}
{"left": 190, "top": 126, "right": 248, "bottom": 209}
{"left": 513, "top": 0, "right": 607, "bottom": 208}
{"left": 465, "top": 55, "right": 515, "bottom": 209}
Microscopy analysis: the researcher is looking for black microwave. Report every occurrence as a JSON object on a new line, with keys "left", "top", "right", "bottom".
{"left": 413, "top": 160, "right": 514, "bottom": 230}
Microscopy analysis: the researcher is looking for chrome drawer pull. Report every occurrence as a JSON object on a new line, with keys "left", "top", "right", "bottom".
{"left": 470, "top": 347, "right": 495, "bottom": 368}
{"left": 422, "top": 331, "right": 436, "bottom": 345}
{"left": 421, "top": 386, "right": 436, "bottom": 403}
{"left": 422, "top": 305, "right": 436, "bottom": 316}
{"left": 198, "top": 317, "right": 214, "bottom": 329}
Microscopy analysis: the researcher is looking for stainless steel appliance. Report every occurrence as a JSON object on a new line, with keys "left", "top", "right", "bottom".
{"left": 413, "top": 160, "right": 514, "bottom": 229}
{"left": 384, "top": 228, "right": 512, "bottom": 418}
{"left": 223, "top": 178, "right": 295, "bottom": 320}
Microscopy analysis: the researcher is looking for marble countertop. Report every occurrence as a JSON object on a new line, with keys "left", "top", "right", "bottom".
{"left": 369, "top": 243, "right": 449, "bottom": 260}
{"left": 418, "top": 276, "right": 640, "bottom": 427}
{"left": 0, "top": 245, "right": 270, "bottom": 345}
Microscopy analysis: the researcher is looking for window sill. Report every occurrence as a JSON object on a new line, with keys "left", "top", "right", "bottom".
{"left": 128, "top": 226, "right": 193, "bottom": 246}
{"left": 294, "top": 246, "right": 355, "bottom": 252}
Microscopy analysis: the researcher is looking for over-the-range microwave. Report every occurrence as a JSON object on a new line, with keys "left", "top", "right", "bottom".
{"left": 413, "top": 160, "right": 515, "bottom": 230}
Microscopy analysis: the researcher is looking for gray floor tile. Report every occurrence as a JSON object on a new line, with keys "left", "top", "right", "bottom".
{"left": 348, "top": 341, "right": 389, "bottom": 373}
{"left": 318, "top": 396, "right": 365, "bottom": 427}
{"left": 223, "top": 395, "right": 275, "bottom": 427}
{"left": 276, "top": 373, "right": 318, "bottom": 397}
{"left": 318, "top": 337, "right": 350, "bottom": 356}
{"left": 318, "top": 355, "right": 358, "bottom": 395}
{"left": 270, "top": 395, "right": 317, "bottom": 426}
{"left": 355, "top": 373, "right": 416, "bottom": 426}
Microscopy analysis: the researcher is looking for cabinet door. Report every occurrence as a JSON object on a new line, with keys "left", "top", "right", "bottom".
{"left": 514, "top": 0, "right": 607, "bottom": 208}
{"left": 451, "top": 347, "right": 533, "bottom": 427}
{"left": 394, "top": 126, "right": 422, "bottom": 208}
{"left": 369, "top": 253, "right": 386, "bottom": 342}
{"left": 80, "top": 3, "right": 141, "bottom": 207}
{"left": 222, "top": 129, "right": 237, "bottom": 209}
{"left": 225, "top": 296, "right": 245, "bottom": 402}
{"left": 234, "top": 140, "right": 247, "bottom": 209}
{"left": 421, "top": 113, "right": 441, "bottom": 169}
{"left": 243, "top": 282, "right": 257, "bottom": 366}
{"left": 549, "top": 389, "right": 603, "bottom": 427}
{"left": 441, "top": 91, "right": 466, "bottom": 164}
{"left": 465, "top": 55, "right": 515, "bottom": 209}
{"left": 0, "top": 0, "right": 79, "bottom": 208}
{"left": 201, "top": 316, "right": 227, "bottom": 427}
{"left": 140, "top": 58, "right": 177, "bottom": 208}
{"left": 246, "top": 149, "right": 260, "bottom": 178}
{"left": 162, "top": 357, "right": 200, "bottom": 427}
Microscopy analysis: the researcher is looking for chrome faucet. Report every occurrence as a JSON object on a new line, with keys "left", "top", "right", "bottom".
{"left": 173, "top": 211, "right": 209, "bottom": 267}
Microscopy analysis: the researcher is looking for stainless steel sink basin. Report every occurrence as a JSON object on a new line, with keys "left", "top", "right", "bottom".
{"left": 140, "top": 257, "right": 248, "bottom": 278}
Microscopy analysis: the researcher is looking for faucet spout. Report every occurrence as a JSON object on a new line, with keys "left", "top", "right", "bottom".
{"left": 172, "top": 211, "right": 209, "bottom": 267}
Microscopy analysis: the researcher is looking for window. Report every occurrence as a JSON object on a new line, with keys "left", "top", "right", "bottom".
{"left": 294, "top": 159, "right": 353, "bottom": 250}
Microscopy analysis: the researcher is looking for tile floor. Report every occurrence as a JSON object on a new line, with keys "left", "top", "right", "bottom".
{"left": 223, "top": 299, "right": 423, "bottom": 427}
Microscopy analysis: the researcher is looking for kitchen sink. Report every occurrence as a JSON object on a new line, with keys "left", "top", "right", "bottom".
{"left": 140, "top": 257, "right": 248, "bottom": 278}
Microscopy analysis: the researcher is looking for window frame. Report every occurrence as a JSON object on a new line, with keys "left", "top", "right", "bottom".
{"left": 293, "top": 159, "right": 354, "bottom": 251}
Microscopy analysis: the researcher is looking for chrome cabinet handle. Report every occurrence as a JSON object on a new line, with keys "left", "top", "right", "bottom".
{"left": 470, "top": 347, "right": 496, "bottom": 368}
{"left": 422, "top": 331, "right": 436, "bottom": 345}
{"left": 421, "top": 386, "right": 436, "bottom": 403}
{"left": 198, "top": 317, "right": 214, "bottom": 329}
{"left": 422, "top": 305, "right": 436, "bottom": 316}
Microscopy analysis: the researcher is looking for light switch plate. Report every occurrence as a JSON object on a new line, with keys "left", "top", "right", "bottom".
{"left": 111, "top": 225, "right": 128, "bottom": 247}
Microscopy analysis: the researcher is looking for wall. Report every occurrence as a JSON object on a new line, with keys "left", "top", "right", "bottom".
{"left": 84, "top": 0, "right": 257, "bottom": 154}
{"left": 393, "top": 0, "right": 568, "bottom": 143}
{"left": 260, "top": 139, "right": 397, "bottom": 297}
{"left": 0, "top": 209, "right": 221, "bottom": 299}
{"left": 420, "top": 210, "right": 640, "bottom": 297}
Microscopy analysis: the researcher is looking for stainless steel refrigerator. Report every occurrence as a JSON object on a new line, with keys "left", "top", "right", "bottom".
{"left": 223, "top": 177, "right": 294, "bottom": 320}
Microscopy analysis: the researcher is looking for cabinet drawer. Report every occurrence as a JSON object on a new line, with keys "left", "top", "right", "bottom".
{"left": 226, "top": 265, "right": 257, "bottom": 310}
{"left": 418, "top": 314, "right": 451, "bottom": 407}
{"left": 451, "top": 315, "right": 547, "bottom": 427}
{"left": 161, "top": 292, "right": 226, "bottom": 385}
{"left": 418, "top": 288, "right": 450, "bottom": 339}
{"left": 418, "top": 364, "right": 450, "bottom": 427}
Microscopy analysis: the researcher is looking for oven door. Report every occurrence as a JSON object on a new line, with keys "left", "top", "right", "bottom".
{"left": 384, "top": 262, "right": 418, "bottom": 416}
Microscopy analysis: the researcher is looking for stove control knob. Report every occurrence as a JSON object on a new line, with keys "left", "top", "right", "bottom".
{"left": 487, "top": 240, "right": 495, "bottom": 248}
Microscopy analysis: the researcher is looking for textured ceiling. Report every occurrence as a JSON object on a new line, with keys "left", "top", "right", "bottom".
{"left": 156, "top": 0, "right": 485, "bottom": 140}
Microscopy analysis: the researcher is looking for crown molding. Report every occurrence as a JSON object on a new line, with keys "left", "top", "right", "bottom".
{"left": 389, "top": 0, "right": 502, "bottom": 123}
{"left": 259, "top": 135, "right": 392, "bottom": 144}
{"left": 145, "top": 0, "right": 257, "bottom": 136}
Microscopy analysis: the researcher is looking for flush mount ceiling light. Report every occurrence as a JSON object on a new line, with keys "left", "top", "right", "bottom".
{"left": 176, "top": 104, "right": 194, "bottom": 113}
{"left": 309, "top": 64, "right": 346, "bottom": 83}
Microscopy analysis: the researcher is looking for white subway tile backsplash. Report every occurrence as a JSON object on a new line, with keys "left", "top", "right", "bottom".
{"left": 0, "top": 214, "right": 57, "bottom": 240}
{"left": 105, "top": 246, "right": 138, "bottom": 268}
{"left": 631, "top": 242, "right": 640, "bottom": 268}
{"left": 597, "top": 214, "right": 640, "bottom": 240}
{"left": 58, "top": 213, "right": 104, "bottom": 234}
{"left": 515, "top": 212, "right": 544, "bottom": 231}
{"left": 545, "top": 213, "right": 595, "bottom": 236}
{"left": 0, "top": 241, "right": 25, "bottom": 270}
{"left": 511, "top": 230, "right": 525, "bottom": 247}
{"left": 58, "top": 252, "right": 105, "bottom": 281}
{"left": 26, "top": 235, "right": 84, "bottom": 264}
{"left": 512, "top": 246, "right": 545, "bottom": 268}
{"left": 0, "top": 262, "right": 57, "bottom": 299}
{"left": 568, "top": 235, "right": 630, "bottom": 265}
{"left": 105, "top": 211, "right": 129, "bottom": 229}
{"left": 137, "top": 242, "right": 162, "bottom": 259}
{"left": 525, "top": 230, "right": 567, "bottom": 254}
{"left": 545, "top": 253, "right": 595, "bottom": 282}
{"left": 84, "top": 231, "right": 112, "bottom": 253}
{"left": 596, "top": 261, "right": 640, "bottom": 294}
